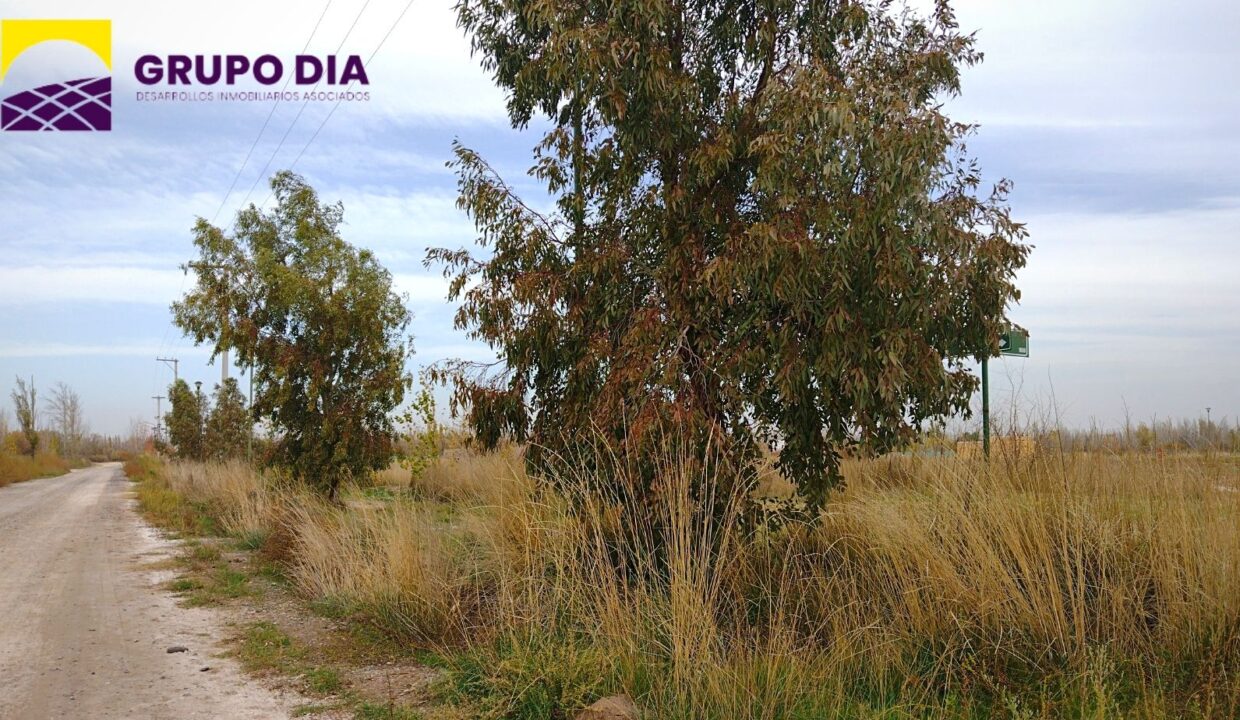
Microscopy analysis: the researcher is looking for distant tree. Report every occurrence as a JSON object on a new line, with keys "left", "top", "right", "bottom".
{"left": 11, "top": 376, "right": 38, "bottom": 456}
{"left": 165, "top": 379, "right": 206, "bottom": 460}
{"left": 205, "top": 378, "right": 250, "bottom": 461}
{"left": 173, "top": 171, "right": 413, "bottom": 498}
{"left": 398, "top": 376, "right": 443, "bottom": 483}
{"left": 47, "top": 382, "right": 86, "bottom": 458}
{"left": 433, "top": 0, "right": 1029, "bottom": 510}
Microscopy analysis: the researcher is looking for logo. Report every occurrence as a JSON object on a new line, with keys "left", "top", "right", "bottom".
{"left": 0, "top": 19, "right": 112, "bottom": 131}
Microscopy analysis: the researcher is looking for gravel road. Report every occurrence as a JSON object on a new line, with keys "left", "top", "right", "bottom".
{"left": 0, "top": 463, "right": 299, "bottom": 719}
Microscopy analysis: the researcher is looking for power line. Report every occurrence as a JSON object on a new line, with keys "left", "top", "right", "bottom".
{"left": 261, "top": 0, "right": 417, "bottom": 207}
{"left": 159, "top": 2, "right": 334, "bottom": 395}
{"left": 209, "top": 0, "right": 335, "bottom": 225}
{"left": 236, "top": 0, "right": 374, "bottom": 211}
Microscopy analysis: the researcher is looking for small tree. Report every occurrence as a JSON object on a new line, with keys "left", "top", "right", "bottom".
{"left": 398, "top": 376, "right": 442, "bottom": 483}
{"left": 205, "top": 378, "right": 250, "bottom": 461}
{"left": 11, "top": 376, "right": 38, "bottom": 456}
{"left": 47, "top": 382, "right": 86, "bottom": 458}
{"left": 173, "top": 171, "right": 413, "bottom": 498}
{"left": 165, "top": 379, "right": 206, "bottom": 460}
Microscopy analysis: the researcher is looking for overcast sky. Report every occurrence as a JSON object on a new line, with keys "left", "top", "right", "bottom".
{"left": 0, "top": 0, "right": 1237, "bottom": 436}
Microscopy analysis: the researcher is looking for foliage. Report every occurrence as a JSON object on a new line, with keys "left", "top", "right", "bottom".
{"left": 173, "top": 171, "right": 414, "bottom": 498}
{"left": 165, "top": 378, "right": 206, "bottom": 461}
{"left": 398, "top": 376, "right": 442, "bottom": 483}
{"left": 205, "top": 378, "right": 251, "bottom": 461}
{"left": 432, "top": 0, "right": 1030, "bottom": 509}
{"left": 10, "top": 375, "right": 38, "bottom": 456}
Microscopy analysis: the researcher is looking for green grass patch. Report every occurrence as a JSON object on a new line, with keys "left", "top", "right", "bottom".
{"left": 310, "top": 596, "right": 358, "bottom": 620}
{"left": 191, "top": 543, "right": 222, "bottom": 562}
{"left": 353, "top": 703, "right": 424, "bottom": 720}
{"left": 440, "top": 631, "right": 614, "bottom": 720}
{"left": 237, "top": 622, "right": 306, "bottom": 673}
{"left": 168, "top": 577, "right": 203, "bottom": 593}
{"left": 235, "top": 529, "right": 270, "bottom": 550}
{"left": 305, "top": 666, "right": 345, "bottom": 694}
{"left": 135, "top": 480, "right": 200, "bottom": 533}
{"left": 183, "top": 564, "right": 260, "bottom": 607}
{"left": 292, "top": 704, "right": 341, "bottom": 717}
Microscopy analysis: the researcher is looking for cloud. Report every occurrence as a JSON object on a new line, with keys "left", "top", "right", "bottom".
{"left": 0, "top": 266, "right": 186, "bottom": 305}
{"left": 0, "top": 342, "right": 211, "bottom": 358}
{"left": 392, "top": 273, "right": 452, "bottom": 304}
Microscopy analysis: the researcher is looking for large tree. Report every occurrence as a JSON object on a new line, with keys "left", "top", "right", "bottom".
{"left": 173, "top": 172, "right": 413, "bottom": 497}
{"left": 432, "top": 0, "right": 1029, "bottom": 508}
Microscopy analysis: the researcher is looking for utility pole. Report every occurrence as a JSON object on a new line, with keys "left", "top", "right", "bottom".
{"left": 247, "top": 364, "right": 254, "bottom": 462}
{"left": 152, "top": 395, "right": 165, "bottom": 441}
{"left": 157, "top": 357, "right": 179, "bottom": 383}
{"left": 184, "top": 260, "right": 232, "bottom": 384}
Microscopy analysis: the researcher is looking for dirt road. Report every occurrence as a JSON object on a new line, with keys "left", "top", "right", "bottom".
{"left": 0, "top": 463, "right": 299, "bottom": 719}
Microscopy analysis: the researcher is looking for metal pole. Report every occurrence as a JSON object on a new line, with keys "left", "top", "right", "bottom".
{"left": 152, "top": 395, "right": 165, "bottom": 442}
{"left": 982, "top": 356, "right": 990, "bottom": 458}
{"left": 247, "top": 365, "right": 254, "bottom": 463}
{"left": 157, "top": 357, "right": 179, "bottom": 382}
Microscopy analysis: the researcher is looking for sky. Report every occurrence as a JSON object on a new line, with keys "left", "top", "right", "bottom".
{"left": 0, "top": 0, "right": 1237, "bottom": 436}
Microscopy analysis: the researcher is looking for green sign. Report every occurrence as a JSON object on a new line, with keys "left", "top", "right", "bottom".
{"left": 999, "top": 327, "right": 1029, "bottom": 357}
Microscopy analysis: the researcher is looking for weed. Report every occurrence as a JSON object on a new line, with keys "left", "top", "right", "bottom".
{"left": 237, "top": 622, "right": 305, "bottom": 673}
{"left": 354, "top": 702, "right": 424, "bottom": 720}
{"left": 305, "top": 666, "right": 345, "bottom": 694}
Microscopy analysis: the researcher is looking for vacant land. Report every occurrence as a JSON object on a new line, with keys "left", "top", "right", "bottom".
{"left": 131, "top": 449, "right": 1240, "bottom": 719}
{"left": 0, "top": 463, "right": 308, "bottom": 719}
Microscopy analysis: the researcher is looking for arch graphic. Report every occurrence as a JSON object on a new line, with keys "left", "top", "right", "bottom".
{"left": 0, "top": 19, "right": 112, "bottom": 131}
{"left": 1, "top": 19, "right": 111, "bottom": 79}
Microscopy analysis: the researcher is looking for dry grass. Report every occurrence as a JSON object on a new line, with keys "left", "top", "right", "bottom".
{"left": 0, "top": 450, "right": 72, "bottom": 487}
{"left": 136, "top": 448, "right": 1240, "bottom": 718}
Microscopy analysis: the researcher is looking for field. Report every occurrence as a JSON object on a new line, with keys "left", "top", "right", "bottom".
{"left": 133, "top": 447, "right": 1240, "bottom": 719}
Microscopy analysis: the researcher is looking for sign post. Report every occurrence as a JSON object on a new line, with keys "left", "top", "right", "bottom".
{"left": 983, "top": 326, "right": 1029, "bottom": 457}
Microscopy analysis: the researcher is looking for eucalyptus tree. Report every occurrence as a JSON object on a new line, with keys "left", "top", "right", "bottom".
{"left": 432, "top": 0, "right": 1029, "bottom": 509}
{"left": 174, "top": 172, "right": 413, "bottom": 498}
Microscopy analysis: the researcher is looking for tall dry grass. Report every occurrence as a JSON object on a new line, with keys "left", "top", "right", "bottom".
{"left": 0, "top": 450, "right": 72, "bottom": 487}
{"left": 145, "top": 448, "right": 1240, "bottom": 718}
